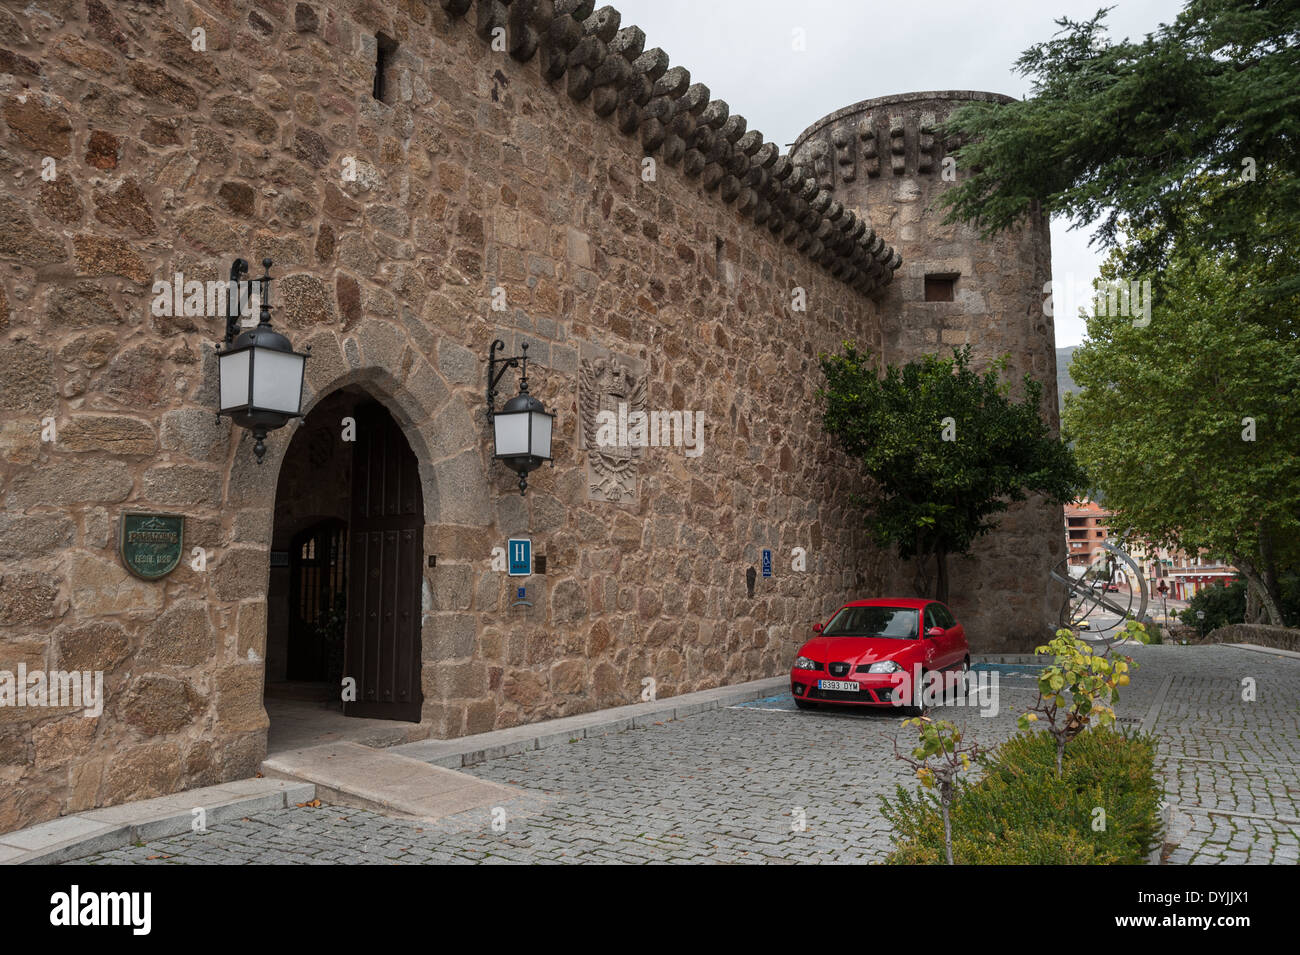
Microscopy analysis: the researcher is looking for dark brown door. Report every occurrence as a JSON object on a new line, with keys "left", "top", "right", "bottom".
{"left": 344, "top": 401, "right": 424, "bottom": 721}
{"left": 287, "top": 519, "right": 348, "bottom": 683}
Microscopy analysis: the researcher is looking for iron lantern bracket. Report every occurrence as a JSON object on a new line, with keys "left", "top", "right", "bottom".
{"left": 486, "top": 338, "right": 531, "bottom": 416}
{"left": 222, "top": 257, "right": 278, "bottom": 347}
{"left": 224, "top": 258, "right": 249, "bottom": 347}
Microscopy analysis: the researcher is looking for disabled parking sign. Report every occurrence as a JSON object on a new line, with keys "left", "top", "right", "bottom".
{"left": 762, "top": 549, "right": 772, "bottom": 578}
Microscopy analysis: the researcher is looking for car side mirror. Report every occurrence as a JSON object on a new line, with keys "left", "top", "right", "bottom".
{"left": 925, "top": 627, "right": 944, "bottom": 639}
{"left": 812, "top": 623, "right": 824, "bottom": 634}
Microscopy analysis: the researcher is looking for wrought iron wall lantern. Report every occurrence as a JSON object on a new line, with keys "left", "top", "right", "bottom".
{"left": 216, "top": 258, "right": 309, "bottom": 464}
{"left": 487, "top": 339, "right": 554, "bottom": 495}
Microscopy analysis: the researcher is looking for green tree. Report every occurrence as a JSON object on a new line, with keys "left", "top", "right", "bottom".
{"left": 1063, "top": 252, "right": 1300, "bottom": 625}
{"left": 1018, "top": 625, "right": 1143, "bottom": 777}
{"left": 937, "top": 0, "right": 1300, "bottom": 306}
{"left": 819, "top": 345, "right": 1086, "bottom": 603}
{"left": 891, "top": 717, "right": 982, "bottom": 865}
{"left": 944, "top": 0, "right": 1300, "bottom": 624}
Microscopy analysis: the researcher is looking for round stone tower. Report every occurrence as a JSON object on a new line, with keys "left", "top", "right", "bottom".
{"left": 791, "top": 91, "right": 1064, "bottom": 648}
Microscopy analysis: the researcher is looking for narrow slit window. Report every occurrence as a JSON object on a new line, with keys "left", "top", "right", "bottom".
{"left": 373, "top": 33, "right": 398, "bottom": 103}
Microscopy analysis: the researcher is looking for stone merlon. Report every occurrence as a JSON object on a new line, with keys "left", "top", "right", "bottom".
{"left": 439, "top": 0, "right": 901, "bottom": 296}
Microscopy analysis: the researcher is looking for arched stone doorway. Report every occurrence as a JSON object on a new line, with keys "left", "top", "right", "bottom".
{"left": 264, "top": 384, "right": 425, "bottom": 745}
{"left": 221, "top": 319, "right": 492, "bottom": 757}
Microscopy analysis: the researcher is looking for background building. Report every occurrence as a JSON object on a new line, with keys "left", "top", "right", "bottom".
{"left": 1065, "top": 498, "right": 1110, "bottom": 569}
{"left": 1070, "top": 503, "right": 1237, "bottom": 602}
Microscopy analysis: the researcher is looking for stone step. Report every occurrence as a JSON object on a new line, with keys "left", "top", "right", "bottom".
{"left": 261, "top": 742, "right": 525, "bottom": 821}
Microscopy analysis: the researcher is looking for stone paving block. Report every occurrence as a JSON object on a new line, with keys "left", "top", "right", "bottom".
{"left": 0, "top": 842, "right": 31, "bottom": 863}
{"left": 45, "top": 646, "right": 1300, "bottom": 866}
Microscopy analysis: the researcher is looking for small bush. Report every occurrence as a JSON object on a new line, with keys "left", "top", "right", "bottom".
{"left": 1179, "top": 579, "right": 1246, "bottom": 630}
{"left": 882, "top": 728, "right": 1162, "bottom": 864}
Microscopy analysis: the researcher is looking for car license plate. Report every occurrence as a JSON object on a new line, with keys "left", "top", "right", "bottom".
{"left": 818, "top": 679, "right": 860, "bottom": 692}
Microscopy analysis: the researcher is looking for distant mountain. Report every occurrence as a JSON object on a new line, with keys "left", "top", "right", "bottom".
{"left": 1056, "top": 345, "right": 1081, "bottom": 413}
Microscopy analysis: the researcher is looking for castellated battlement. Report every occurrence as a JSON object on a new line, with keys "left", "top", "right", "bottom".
{"left": 789, "top": 89, "right": 1055, "bottom": 403}
{"left": 791, "top": 91, "right": 1015, "bottom": 183}
{"left": 431, "top": 1, "right": 903, "bottom": 295}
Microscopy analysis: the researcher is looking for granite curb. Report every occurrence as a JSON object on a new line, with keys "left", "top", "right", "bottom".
{"left": 971, "top": 653, "right": 1042, "bottom": 665}
{"left": 0, "top": 778, "right": 317, "bottom": 865}
{"left": 1222, "top": 642, "right": 1300, "bottom": 660}
{"left": 388, "top": 676, "right": 789, "bottom": 768}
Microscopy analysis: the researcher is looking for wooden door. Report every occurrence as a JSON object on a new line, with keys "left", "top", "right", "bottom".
{"left": 344, "top": 401, "right": 424, "bottom": 721}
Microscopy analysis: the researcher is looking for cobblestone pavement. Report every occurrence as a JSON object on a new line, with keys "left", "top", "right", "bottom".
{"left": 70, "top": 645, "right": 1298, "bottom": 864}
{"left": 1151, "top": 648, "right": 1300, "bottom": 864}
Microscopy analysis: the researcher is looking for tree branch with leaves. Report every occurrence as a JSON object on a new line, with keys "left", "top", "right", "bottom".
{"left": 1018, "top": 624, "right": 1144, "bottom": 777}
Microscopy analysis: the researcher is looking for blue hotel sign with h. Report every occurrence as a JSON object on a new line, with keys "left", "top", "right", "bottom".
{"left": 508, "top": 538, "right": 532, "bottom": 577}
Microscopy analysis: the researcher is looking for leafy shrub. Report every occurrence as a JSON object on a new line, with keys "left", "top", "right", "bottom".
{"left": 1179, "top": 579, "right": 1246, "bottom": 630}
{"left": 1281, "top": 572, "right": 1300, "bottom": 627}
{"left": 882, "top": 728, "right": 1162, "bottom": 865}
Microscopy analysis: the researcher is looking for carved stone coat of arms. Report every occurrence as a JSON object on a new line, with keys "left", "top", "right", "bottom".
{"left": 578, "top": 356, "right": 646, "bottom": 503}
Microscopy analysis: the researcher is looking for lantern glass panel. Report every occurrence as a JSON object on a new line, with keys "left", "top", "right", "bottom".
{"left": 493, "top": 410, "right": 530, "bottom": 457}
{"left": 219, "top": 349, "right": 250, "bottom": 412}
{"left": 530, "top": 410, "right": 553, "bottom": 460}
{"left": 251, "top": 348, "right": 305, "bottom": 414}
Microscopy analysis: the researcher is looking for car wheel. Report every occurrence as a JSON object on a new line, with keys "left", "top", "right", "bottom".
{"left": 794, "top": 698, "right": 817, "bottom": 710}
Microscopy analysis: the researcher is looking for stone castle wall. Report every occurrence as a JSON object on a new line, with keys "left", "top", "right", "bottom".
{"left": 790, "top": 91, "right": 1065, "bottom": 645}
{"left": 0, "top": 0, "right": 911, "bottom": 832}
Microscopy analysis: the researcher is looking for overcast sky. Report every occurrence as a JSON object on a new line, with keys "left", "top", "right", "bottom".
{"left": 611, "top": 0, "right": 1188, "bottom": 346}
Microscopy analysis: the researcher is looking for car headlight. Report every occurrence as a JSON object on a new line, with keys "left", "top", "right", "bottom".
{"left": 793, "top": 656, "right": 819, "bottom": 670}
{"left": 868, "top": 660, "right": 903, "bottom": 673}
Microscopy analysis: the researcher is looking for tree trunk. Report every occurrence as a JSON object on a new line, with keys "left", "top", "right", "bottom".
{"left": 913, "top": 542, "right": 933, "bottom": 599}
{"left": 1237, "top": 559, "right": 1284, "bottom": 626}
{"left": 941, "top": 798, "right": 954, "bottom": 865}
{"left": 1260, "top": 526, "right": 1284, "bottom": 615}
{"left": 1245, "top": 579, "right": 1262, "bottom": 624}
{"left": 935, "top": 548, "right": 949, "bottom": 604}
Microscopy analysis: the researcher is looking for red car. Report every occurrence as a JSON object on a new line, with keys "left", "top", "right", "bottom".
{"left": 790, "top": 598, "right": 970, "bottom": 713}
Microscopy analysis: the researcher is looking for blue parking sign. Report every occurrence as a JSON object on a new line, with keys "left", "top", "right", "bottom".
{"left": 507, "top": 538, "right": 532, "bottom": 577}
{"left": 762, "top": 549, "right": 772, "bottom": 578}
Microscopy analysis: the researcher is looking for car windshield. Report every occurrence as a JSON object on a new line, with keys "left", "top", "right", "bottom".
{"left": 823, "top": 606, "right": 919, "bottom": 639}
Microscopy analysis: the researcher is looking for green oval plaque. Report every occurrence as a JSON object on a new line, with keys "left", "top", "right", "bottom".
{"left": 119, "top": 512, "right": 184, "bottom": 580}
